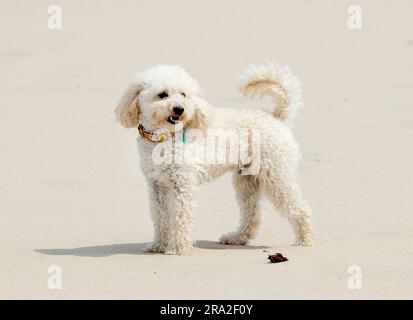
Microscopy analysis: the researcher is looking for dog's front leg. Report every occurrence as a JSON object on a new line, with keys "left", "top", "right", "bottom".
{"left": 165, "top": 175, "right": 195, "bottom": 255}
{"left": 145, "top": 181, "right": 170, "bottom": 253}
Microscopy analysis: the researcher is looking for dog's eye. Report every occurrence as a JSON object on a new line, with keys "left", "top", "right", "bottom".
{"left": 181, "top": 92, "right": 186, "bottom": 97}
{"left": 158, "top": 91, "right": 169, "bottom": 99}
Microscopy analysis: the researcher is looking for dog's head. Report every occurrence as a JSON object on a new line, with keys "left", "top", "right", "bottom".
{"left": 115, "top": 65, "right": 207, "bottom": 133}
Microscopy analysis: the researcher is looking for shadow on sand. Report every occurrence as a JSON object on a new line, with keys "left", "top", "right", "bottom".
{"left": 35, "top": 240, "right": 269, "bottom": 258}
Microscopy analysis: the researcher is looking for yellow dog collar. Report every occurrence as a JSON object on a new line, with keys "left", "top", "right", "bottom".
{"left": 138, "top": 124, "right": 172, "bottom": 143}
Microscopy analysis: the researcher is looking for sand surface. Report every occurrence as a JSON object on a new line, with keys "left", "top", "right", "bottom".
{"left": 1, "top": 0, "right": 412, "bottom": 299}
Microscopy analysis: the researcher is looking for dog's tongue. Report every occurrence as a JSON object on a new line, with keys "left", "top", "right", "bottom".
{"left": 171, "top": 115, "right": 180, "bottom": 121}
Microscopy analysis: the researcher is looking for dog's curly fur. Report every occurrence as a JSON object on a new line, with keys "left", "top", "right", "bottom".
{"left": 115, "top": 62, "right": 314, "bottom": 255}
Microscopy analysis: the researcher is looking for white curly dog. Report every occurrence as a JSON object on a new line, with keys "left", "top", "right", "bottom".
{"left": 115, "top": 62, "right": 314, "bottom": 255}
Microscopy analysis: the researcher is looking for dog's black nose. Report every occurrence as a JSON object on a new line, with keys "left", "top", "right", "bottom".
{"left": 173, "top": 106, "right": 184, "bottom": 116}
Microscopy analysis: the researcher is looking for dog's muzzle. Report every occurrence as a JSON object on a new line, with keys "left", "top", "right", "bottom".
{"left": 167, "top": 106, "right": 185, "bottom": 124}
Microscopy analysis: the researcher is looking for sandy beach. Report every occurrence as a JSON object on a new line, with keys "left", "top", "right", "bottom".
{"left": 1, "top": 0, "right": 412, "bottom": 299}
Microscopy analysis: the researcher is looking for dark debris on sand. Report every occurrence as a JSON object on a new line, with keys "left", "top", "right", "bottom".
{"left": 267, "top": 253, "right": 288, "bottom": 263}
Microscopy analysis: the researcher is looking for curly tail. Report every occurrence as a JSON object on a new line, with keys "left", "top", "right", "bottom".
{"left": 239, "top": 61, "right": 303, "bottom": 125}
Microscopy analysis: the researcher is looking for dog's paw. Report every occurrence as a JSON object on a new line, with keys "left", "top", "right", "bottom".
{"left": 164, "top": 242, "right": 193, "bottom": 255}
{"left": 164, "top": 246, "right": 178, "bottom": 255}
{"left": 293, "top": 237, "right": 314, "bottom": 246}
{"left": 219, "top": 232, "right": 249, "bottom": 245}
{"left": 145, "top": 242, "right": 166, "bottom": 253}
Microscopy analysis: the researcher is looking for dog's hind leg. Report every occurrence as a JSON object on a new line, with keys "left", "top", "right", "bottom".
{"left": 145, "top": 182, "right": 170, "bottom": 253}
{"left": 219, "top": 174, "right": 261, "bottom": 245}
{"left": 263, "top": 171, "right": 314, "bottom": 246}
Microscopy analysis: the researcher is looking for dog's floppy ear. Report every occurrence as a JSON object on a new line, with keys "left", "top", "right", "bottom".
{"left": 115, "top": 83, "right": 143, "bottom": 128}
{"left": 186, "top": 105, "right": 208, "bottom": 132}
